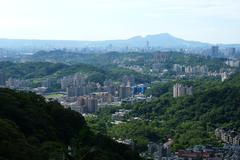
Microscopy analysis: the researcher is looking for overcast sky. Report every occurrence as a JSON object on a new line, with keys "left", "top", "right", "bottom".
{"left": 0, "top": 0, "right": 240, "bottom": 43}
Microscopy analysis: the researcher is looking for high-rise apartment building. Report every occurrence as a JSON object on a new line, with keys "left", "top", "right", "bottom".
{"left": 119, "top": 85, "right": 132, "bottom": 99}
{"left": 173, "top": 83, "right": 193, "bottom": 98}
{"left": 77, "top": 96, "right": 98, "bottom": 113}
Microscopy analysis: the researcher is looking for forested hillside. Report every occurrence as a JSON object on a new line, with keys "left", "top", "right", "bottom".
{"left": 0, "top": 61, "right": 153, "bottom": 84}
{"left": 0, "top": 88, "right": 140, "bottom": 160}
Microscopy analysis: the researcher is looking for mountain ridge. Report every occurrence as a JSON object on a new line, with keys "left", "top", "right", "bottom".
{"left": 0, "top": 33, "right": 239, "bottom": 49}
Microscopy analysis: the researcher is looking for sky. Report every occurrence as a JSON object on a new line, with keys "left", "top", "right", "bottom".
{"left": 0, "top": 0, "right": 240, "bottom": 43}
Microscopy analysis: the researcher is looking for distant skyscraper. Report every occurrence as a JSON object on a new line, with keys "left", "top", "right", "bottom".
{"left": 146, "top": 40, "right": 150, "bottom": 51}
{"left": 228, "top": 48, "right": 236, "bottom": 57}
{"left": 119, "top": 85, "right": 132, "bottom": 99}
{"left": 211, "top": 46, "right": 219, "bottom": 57}
{"left": 0, "top": 72, "right": 6, "bottom": 86}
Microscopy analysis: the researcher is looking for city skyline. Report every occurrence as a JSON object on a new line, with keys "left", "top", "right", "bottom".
{"left": 0, "top": 0, "right": 240, "bottom": 43}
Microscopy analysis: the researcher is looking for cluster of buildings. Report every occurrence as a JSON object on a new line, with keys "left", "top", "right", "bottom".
{"left": 149, "top": 53, "right": 170, "bottom": 73}
{"left": 5, "top": 78, "right": 31, "bottom": 89}
{"left": 223, "top": 48, "right": 237, "bottom": 58}
{"left": 173, "top": 83, "right": 193, "bottom": 98}
{"left": 115, "top": 55, "right": 146, "bottom": 73}
{"left": 173, "top": 64, "right": 209, "bottom": 75}
{"left": 0, "top": 73, "right": 57, "bottom": 92}
{"left": 0, "top": 72, "right": 33, "bottom": 90}
{"left": 61, "top": 74, "right": 91, "bottom": 97}
{"left": 118, "top": 64, "right": 144, "bottom": 73}
{"left": 184, "top": 65, "right": 208, "bottom": 75}
{"left": 61, "top": 74, "right": 138, "bottom": 99}
{"left": 201, "top": 46, "right": 239, "bottom": 58}
{"left": 141, "top": 142, "right": 240, "bottom": 160}
{"left": 225, "top": 59, "right": 240, "bottom": 68}
{"left": 58, "top": 74, "right": 149, "bottom": 114}
{"left": 0, "top": 72, "right": 31, "bottom": 90}
{"left": 111, "top": 109, "right": 131, "bottom": 121}
{"left": 152, "top": 63, "right": 168, "bottom": 73}
{"left": 161, "top": 128, "right": 240, "bottom": 160}
{"left": 211, "top": 46, "right": 239, "bottom": 58}
{"left": 60, "top": 74, "right": 117, "bottom": 114}
{"left": 0, "top": 70, "right": 150, "bottom": 114}
{"left": 154, "top": 53, "right": 169, "bottom": 63}
{"left": 73, "top": 96, "right": 98, "bottom": 113}
{"left": 175, "top": 144, "right": 240, "bottom": 160}
{"left": 215, "top": 128, "right": 240, "bottom": 145}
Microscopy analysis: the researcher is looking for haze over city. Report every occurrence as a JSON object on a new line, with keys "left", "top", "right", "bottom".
{"left": 0, "top": 0, "right": 240, "bottom": 43}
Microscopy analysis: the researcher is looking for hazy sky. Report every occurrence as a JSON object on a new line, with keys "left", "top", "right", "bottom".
{"left": 0, "top": 0, "right": 240, "bottom": 43}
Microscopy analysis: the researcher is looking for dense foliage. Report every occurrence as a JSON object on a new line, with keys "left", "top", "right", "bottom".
{"left": 0, "top": 61, "right": 153, "bottom": 84}
{"left": 0, "top": 88, "right": 140, "bottom": 160}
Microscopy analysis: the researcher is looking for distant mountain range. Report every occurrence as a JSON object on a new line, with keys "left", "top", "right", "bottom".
{"left": 0, "top": 33, "right": 240, "bottom": 50}
{"left": 95, "top": 33, "right": 210, "bottom": 48}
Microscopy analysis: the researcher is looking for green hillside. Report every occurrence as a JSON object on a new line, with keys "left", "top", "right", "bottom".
{"left": 0, "top": 88, "right": 140, "bottom": 160}
{"left": 0, "top": 61, "right": 153, "bottom": 84}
